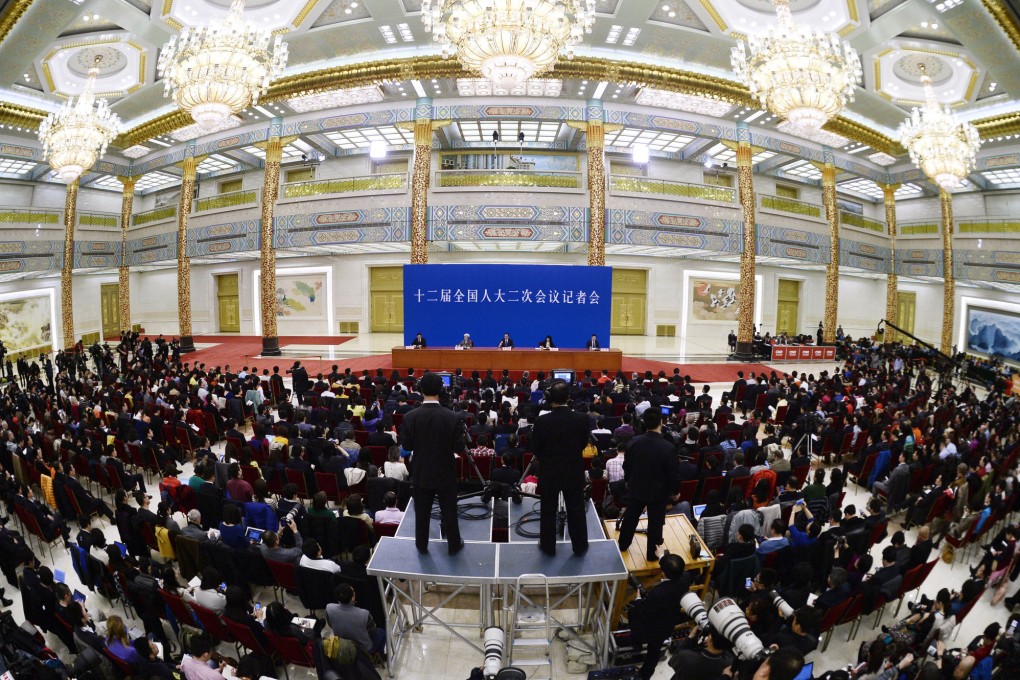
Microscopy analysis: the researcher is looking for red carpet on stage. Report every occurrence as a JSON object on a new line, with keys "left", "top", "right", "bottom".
{"left": 178, "top": 335, "right": 354, "bottom": 371}
{"left": 325, "top": 353, "right": 781, "bottom": 384}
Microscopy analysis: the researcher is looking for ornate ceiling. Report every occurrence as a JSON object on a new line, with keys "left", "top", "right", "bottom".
{"left": 0, "top": 0, "right": 1019, "bottom": 163}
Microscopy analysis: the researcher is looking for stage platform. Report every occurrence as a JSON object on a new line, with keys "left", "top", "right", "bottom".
{"left": 368, "top": 499, "right": 626, "bottom": 678}
{"left": 391, "top": 346, "right": 623, "bottom": 373}
{"left": 395, "top": 497, "right": 495, "bottom": 542}
{"left": 508, "top": 498, "right": 606, "bottom": 544}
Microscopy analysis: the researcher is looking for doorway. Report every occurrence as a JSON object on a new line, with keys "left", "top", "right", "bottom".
{"left": 216, "top": 273, "right": 240, "bottom": 333}
{"left": 611, "top": 268, "right": 647, "bottom": 335}
{"left": 776, "top": 279, "right": 801, "bottom": 336}
{"left": 100, "top": 283, "right": 120, "bottom": 338}
{"left": 894, "top": 291, "right": 916, "bottom": 343}
{"left": 370, "top": 266, "right": 404, "bottom": 333}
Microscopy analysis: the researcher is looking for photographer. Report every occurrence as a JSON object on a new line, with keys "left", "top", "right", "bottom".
{"left": 669, "top": 624, "right": 735, "bottom": 680}
{"left": 626, "top": 553, "right": 692, "bottom": 680}
{"left": 932, "top": 622, "right": 1001, "bottom": 680}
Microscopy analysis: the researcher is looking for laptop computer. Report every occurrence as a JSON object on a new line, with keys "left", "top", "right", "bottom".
{"left": 692, "top": 504, "right": 707, "bottom": 521}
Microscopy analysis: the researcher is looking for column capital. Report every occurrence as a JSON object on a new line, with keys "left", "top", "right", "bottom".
{"left": 882, "top": 183, "right": 900, "bottom": 202}
{"left": 117, "top": 176, "right": 136, "bottom": 191}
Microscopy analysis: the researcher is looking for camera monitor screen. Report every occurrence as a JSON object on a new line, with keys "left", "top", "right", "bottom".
{"left": 245, "top": 527, "right": 265, "bottom": 545}
{"left": 692, "top": 504, "right": 707, "bottom": 521}
{"left": 660, "top": 405, "right": 673, "bottom": 417}
{"left": 435, "top": 372, "right": 452, "bottom": 388}
{"left": 552, "top": 369, "right": 575, "bottom": 384}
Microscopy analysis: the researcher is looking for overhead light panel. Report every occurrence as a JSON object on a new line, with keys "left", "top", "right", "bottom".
{"left": 634, "top": 88, "right": 733, "bottom": 116}
{"left": 288, "top": 86, "right": 385, "bottom": 113}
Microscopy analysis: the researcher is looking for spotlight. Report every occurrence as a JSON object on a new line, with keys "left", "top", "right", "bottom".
{"left": 370, "top": 140, "right": 388, "bottom": 159}
{"left": 632, "top": 144, "right": 649, "bottom": 164}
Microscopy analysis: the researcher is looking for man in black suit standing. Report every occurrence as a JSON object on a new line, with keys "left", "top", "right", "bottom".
{"left": 528, "top": 381, "right": 590, "bottom": 557}
{"left": 616, "top": 409, "right": 682, "bottom": 562}
{"left": 585, "top": 334, "right": 600, "bottom": 350}
{"left": 400, "top": 372, "right": 466, "bottom": 555}
{"left": 287, "top": 361, "right": 310, "bottom": 404}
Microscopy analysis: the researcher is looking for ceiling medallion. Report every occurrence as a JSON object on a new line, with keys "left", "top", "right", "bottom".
{"left": 38, "top": 56, "right": 121, "bottom": 183}
{"left": 731, "top": 0, "right": 862, "bottom": 131}
{"left": 421, "top": 0, "right": 597, "bottom": 89}
{"left": 898, "top": 64, "right": 981, "bottom": 190}
{"left": 157, "top": 0, "right": 289, "bottom": 130}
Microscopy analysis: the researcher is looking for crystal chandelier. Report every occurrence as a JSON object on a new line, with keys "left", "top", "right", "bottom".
{"left": 38, "top": 57, "right": 121, "bottom": 183}
{"left": 898, "top": 65, "right": 981, "bottom": 191}
{"left": 422, "top": 0, "right": 597, "bottom": 90}
{"left": 731, "top": 0, "right": 862, "bottom": 131}
{"left": 157, "top": 0, "right": 288, "bottom": 130}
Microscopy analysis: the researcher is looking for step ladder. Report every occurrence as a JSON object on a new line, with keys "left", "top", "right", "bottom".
{"left": 507, "top": 573, "right": 553, "bottom": 677}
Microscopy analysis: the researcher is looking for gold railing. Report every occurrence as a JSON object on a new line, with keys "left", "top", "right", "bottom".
{"left": 958, "top": 218, "right": 1020, "bottom": 234}
{"left": 899, "top": 221, "right": 940, "bottom": 235}
{"left": 840, "top": 211, "right": 885, "bottom": 233}
{"left": 609, "top": 175, "right": 735, "bottom": 202}
{"left": 435, "top": 170, "right": 582, "bottom": 189}
{"left": 195, "top": 189, "right": 259, "bottom": 212}
{"left": 78, "top": 212, "right": 119, "bottom": 228}
{"left": 760, "top": 195, "right": 822, "bottom": 218}
{"left": 282, "top": 173, "right": 407, "bottom": 198}
{"left": 132, "top": 206, "right": 177, "bottom": 226}
{"left": 0, "top": 207, "right": 61, "bottom": 224}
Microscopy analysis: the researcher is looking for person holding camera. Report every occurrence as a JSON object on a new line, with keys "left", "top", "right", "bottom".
{"left": 669, "top": 622, "right": 735, "bottom": 680}
{"left": 627, "top": 553, "right": 692, "bottom": 680}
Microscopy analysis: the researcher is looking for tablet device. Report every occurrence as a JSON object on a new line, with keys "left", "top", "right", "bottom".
{"left": 72, "top": 590, "right": 87, "bottom": 604}
{"left": 245, "top": 527, "right": 265, "bottom": 545}
{"left": 692, "top": 504, "right": 707, "bottom": 521}
{"left": 53, "top": 569, "right": 66, "bottom": 583}
{"left": 792, "top": 662, "right": 813, "bottom": 680}
{"left": 114, "top": 541, "right": 128, "bottom": 557}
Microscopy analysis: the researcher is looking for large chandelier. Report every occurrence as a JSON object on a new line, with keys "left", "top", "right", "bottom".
{"left": 38, "top": 57, "right": 121, "bottom": 183}
{"left": 157, "top": 0, "right": 288, "bottom": 130}
{"left": 731, "top": 0, "right": 862, "bottom": 131}
{"left": 422, "top": 0, "right": 596, "bottom": 90}
{"left": 898, "top": 65, "right": 981, "bottom": 191}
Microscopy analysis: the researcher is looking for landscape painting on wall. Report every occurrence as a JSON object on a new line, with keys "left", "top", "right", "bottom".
{"left": 967, "top": 306, "right": 1020, "bottom": 362}
{"left": 690, "top": 278, "right": 740, "bottom": 322}
{"left": 0, "top": 295, "right": 52, "bottom": 354}
{"left": 275, "top": 273, "right": 326, "bottom": 319}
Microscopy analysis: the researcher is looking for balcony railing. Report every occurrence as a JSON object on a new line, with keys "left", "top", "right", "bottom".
{"left": 898, "top": 220, "right": 940, "bottom": 236}
{"left": 132, "top": 206, "right": 177, "bottom": 226}
{"left": 958, "top": 218, "right": 1020, "bottom": 235}
{"left": 840, "top": 211, "right": 884, "bottom": 233}
{"left": 609, "top": 175, "right": 736, "bottom": 202}
{"left": 760, "top": 194, "right": 822, "bottom": 219}
{"left": 0, "top": 207, "right": 61, "bottom": 224}
{"left": 282, "top": 173, "right": 407, "bottom": 198}
{"left": 435, "top": 169, "right": 582, "bottom": 189}
{"left": 195, "top": 189, "right": 259, "bottom": 212}
{"left": 78, "top": 211, "right": 119, "bottom": 228}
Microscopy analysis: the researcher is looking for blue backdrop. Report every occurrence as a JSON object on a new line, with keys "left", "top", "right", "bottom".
{"left": 403, "top": 264, "right": 613, "bottom": 348}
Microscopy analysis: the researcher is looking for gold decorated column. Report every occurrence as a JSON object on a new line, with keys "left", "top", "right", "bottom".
{"left": 176, "top": 143, "right": 199, "bottom": 353}
{"left": 587, "top": 108, "right": 607, "bottom": 266}
{"left": 259, "top": 120, "right": 284, "bottom": 356}
{"left": 820, "top": 154, "right": 839, "bottom": 344}
{"left": 61, "top": 180, "right": 79, "bottom": 350}
{"left": 117, "top": 177, "right": 135, "bottom": 334}
{"left": 883, "top": 184, "right": 899, "bottom": 344}
{"left": 735, "top": 123, "right": 757, "bottom": 358}
{"left": 940, "top": 189, "right": 955, "bottom": 354}
{"left": 409, "top": 98, "right": 436, "bottom": 264}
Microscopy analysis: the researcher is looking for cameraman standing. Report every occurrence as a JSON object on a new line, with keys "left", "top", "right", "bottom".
{"left": 626, "top": 553, "right": 692, "bottom": 680}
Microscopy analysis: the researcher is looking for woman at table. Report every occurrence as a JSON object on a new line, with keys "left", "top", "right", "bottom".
{"left": 411, "top": 333, "right": 426, "bottom": 349}
{"left": 539, "top": 335, "right": 556, "bottom": 350}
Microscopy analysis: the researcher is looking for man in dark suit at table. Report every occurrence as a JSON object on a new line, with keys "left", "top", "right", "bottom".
{"left": 400, "top": 372, "right": 467, "bottom": 555}
{"left": 528, "top": 381, "right": 590, "bottom": 557}
{"left": 616, "top": 408, "right": 682, "bottom": 562}
{"left": 586, "top": 334, "right": 600, "bottom": 350}
{"left": 497, "top": 333, "right": 514, "bottom": 349}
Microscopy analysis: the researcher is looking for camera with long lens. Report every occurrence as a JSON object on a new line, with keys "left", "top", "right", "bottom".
{"left": 679, "top": 593, "right": 766, "bottom": 661}
{"left": 627, "top": 574, "right": 648, "bottom": 598}
{"left": 770, "top": 591, "right": 793, "bottom": 619}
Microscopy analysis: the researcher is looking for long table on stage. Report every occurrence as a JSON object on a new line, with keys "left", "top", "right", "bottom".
{"left": 391, "top": 346, "right": 623, "bottom": 372}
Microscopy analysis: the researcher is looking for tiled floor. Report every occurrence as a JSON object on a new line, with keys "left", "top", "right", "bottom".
{"left": 3, "top": 364, "right": 1012, "bottom": 680}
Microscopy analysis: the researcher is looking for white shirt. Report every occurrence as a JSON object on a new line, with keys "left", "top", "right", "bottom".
{"left": 299, "top": 554, "right": 342, "bottom": 573}
{"left": 939, "top": 442, "right": 958, "bottom": 460}
{"left": 375, "top": 507, "right": 404, "bottom": 524}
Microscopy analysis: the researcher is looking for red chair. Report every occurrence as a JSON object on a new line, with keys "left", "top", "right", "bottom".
{"left": 103, "top": 648, "right": 136, "bottom": 676}
{"left": 240, "top": 464, "right": 261, "bottom": 487}
{"left": 285, "top": 469, "right": 309, "bottom": 499}
{"left": 677, "top": 479, "right": 699, "bottom": 504}
{"left": 223, "top": 616, "right": 274, "bottom": 659}
{"left": 315, "top": 472, "right": 345, "bottom": 505}
{"left": 949, "top": 588, "right": 986, "bottom": 640}
{"left": 266, "top": 559, "right": 299, "bottom": 600}
{"left": 836, "top": 594, "right": 865, "bottom": 641}
{"left": 728, "top": 475, "right": 752, "bottom": 499}
{"left": 189, "top": 602, "right": 237, "bottom": 647}
{"left": 161, "top": 424, "right": 178, "bottom": 448}
{"left": 366, "top": 446, "right": 388, "bottom": 468}
{"left": 176, "top": 426, "right": 195, "bottom": 459}
{"left": 62, "top": 484, "right": 99, "bottom": 527}
{"left": 375, "top": 522, "right": 399, "bottom": 538}
{"left": 820, "top": 597, "right": 854, "bottom": 651}
{"left": 158, "top": 589, "right": 198, "bottom": 628}
{"left": 852, "top": 453, "right": 877, "bottom": 489}
{"left": 698, "top": 476, "right": 726, "bottom": 503}
{"left": 263, "top": 630, "right": 315, "bottom": 678}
